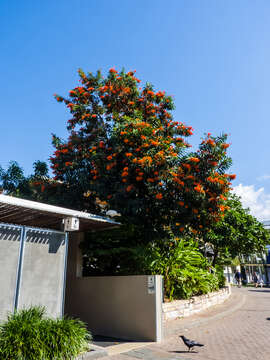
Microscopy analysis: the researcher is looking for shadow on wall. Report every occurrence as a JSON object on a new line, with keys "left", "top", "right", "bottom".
{"left": 26, "top": 230, "right": 64, "bottom": 253}
{"left": 0, "top": 226, "right": 21, "bottom": 242}
{"left": 0, "top": 225, "right": 64, "bottom": 253}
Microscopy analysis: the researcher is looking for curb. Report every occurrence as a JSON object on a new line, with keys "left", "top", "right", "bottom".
{"left": 106, "top": 342, "right": 154, "bottom": 357}
{"left": 163, "top": 286, "right": 231, "bottom": 322}
{"left": 76, "top": 344, "right": 108, "bottom": 359}
{"left": 165, "top": 291, "right": 246, "bottom": 337}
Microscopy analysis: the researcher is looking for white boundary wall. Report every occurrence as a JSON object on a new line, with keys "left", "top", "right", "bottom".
{"left": 65, "top": 233, "right": 163, "bottom": 342}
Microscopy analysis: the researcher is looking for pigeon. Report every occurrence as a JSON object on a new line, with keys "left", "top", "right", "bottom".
{"left": 180, "top": 335, "right": 204, "bottom": 352}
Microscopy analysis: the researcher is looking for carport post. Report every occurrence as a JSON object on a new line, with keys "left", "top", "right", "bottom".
{"left": 61, "top": 232, "right": 69, "bottom": 317}
{"left": 14, "top": 226, "right": 27, "bottom": 311}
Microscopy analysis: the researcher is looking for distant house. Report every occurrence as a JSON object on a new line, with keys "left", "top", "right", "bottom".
{"left": 224, "top": 221, "right": 270, "bottom": 285}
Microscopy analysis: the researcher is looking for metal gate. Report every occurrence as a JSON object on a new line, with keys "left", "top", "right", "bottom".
{"left": 0, "top": 223, "right": 68, "bottom": 321}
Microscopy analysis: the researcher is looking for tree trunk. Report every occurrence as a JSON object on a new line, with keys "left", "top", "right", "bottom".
{"left": 212, "top": 250, "right": 219, "bottom": 267}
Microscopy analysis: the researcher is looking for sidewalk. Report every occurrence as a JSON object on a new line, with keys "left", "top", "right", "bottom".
{"left": 164, "top": 286, "right": 245, "bottom": 337}
{"left": 100, "top": 286, "right": 270, "bottom": 360}
{"left": 149, "top": 287, "right": 269, "bottom": 360}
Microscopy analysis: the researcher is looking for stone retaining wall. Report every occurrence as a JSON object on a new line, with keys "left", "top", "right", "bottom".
{"left": 162, "top": 286, "right": 231, "bottom": 321}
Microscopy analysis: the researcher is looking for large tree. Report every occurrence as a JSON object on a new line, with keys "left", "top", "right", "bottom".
{"left": 0, "top": 69, "right": 239, "bottom": 290}
{"left": 50, "top": 68, "right": 235, "bottom": 243}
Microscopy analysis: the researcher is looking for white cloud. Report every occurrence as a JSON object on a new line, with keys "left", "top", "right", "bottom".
{"left": 232, "top": 184, "right": 270, "bottom": 221}
{"left": 256, "top": 175, "right": 270, "bottom": 181}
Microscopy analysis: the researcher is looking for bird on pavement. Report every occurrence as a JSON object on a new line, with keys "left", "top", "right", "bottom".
{"left": 180, "top": 335, "right": 204, "bottom": 352}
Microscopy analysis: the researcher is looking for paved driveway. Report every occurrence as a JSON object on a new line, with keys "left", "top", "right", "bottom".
{"left": 100, "top": 287, "right": 270, "bottom": 360}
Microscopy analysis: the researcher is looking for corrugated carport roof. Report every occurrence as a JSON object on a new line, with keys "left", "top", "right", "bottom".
{"left": 0, "top": 194, "right": 119, "bottom": 231}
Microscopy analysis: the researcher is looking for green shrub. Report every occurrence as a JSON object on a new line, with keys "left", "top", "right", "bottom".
{"left": 215, "top": 265, "right": 226, "bottom": 288}
{"left": 171, "top": 267, "right": 219, "bottom": 299}
{"left": 140, "top": 236, "right": 220, "bottom": 300}
{"left": 0, "top": 306, "right": 91, "bottom": 360}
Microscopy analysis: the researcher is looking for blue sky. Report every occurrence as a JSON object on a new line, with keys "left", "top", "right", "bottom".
{"left": 1, "top": 1, "right": 270, "bottom": 219}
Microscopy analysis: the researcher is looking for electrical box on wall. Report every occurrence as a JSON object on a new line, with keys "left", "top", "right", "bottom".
{"left": 64, "top": 217, "right": 79, "bottom": 231}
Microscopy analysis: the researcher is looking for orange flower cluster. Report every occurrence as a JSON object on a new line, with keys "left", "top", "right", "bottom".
{"left": 206, "top": 138, "right": 215, "bottom": 146}
{"left": 126, "top": 185, "right": 133, "bottom": 192}
{"left": 137, "top": 156, "right": 153, "bottom": 166}
{"left": 182, "top": 163, "right": 191, "bottom": 171}
{"left": 106, "top": 162, "right": 116, "bottom": 171}
{"left": 194, "top": 184, "right": 204, "bottom": 193}
{"left": 207, "top": 176, "right": 225, "bottom": 185}
{"left": 185, "top": 175, "right": 195, "bottom": 180}
{"left": 189, "top": 157, "right": 200, "bottom": 163}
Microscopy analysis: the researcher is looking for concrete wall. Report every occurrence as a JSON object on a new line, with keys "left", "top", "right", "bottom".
{"left": 65, "top": 233, "right": 163, "bottom": 342}
{"left": 0, "top": 224, "right": 67, "bottom": 321}
{"left": 0, "top": 225, "right": 21, "bottom": 321}
{"left": 18, "top": 229, "right": 66, "bottom": 318}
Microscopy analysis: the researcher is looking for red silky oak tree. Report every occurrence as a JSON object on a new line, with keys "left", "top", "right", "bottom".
{"left": 50, "top": 68, "right": 235, "bottom": 240}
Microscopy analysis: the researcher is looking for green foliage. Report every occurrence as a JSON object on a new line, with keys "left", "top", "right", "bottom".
{"left": 81, "top": 230, "right": 221, "bottom": 300}
{"left": 139, "top": 236, "right": 219, "bottom": 300}
{"left": 82, "top": 226, "right": 137, "bottom": 275}
{"left": 0, "top": 161, "right": 48, "bottom": 199}
{"left": 0, "top": 161, "right": 28, "bottom": 196}
{"left": 81, "top": 224, "right": 170, "bottom": 275}
{"left": 204, "top": 194, "right": 270, "bottom": 265}
{"left": 0, "top": 160, "right": 83, "bottom": 209}
{"left": 0, "top": 306, "right": 91, "bottom": 360}
{"left": 33, "top": 160, "right": 49, "bottom": 177}
{"left": 215, "top": 265, "right": 226, "bottom": 288}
